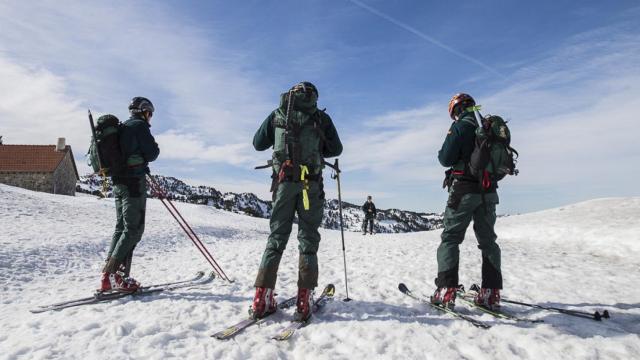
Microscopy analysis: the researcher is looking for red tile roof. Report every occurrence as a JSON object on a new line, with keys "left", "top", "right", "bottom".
{"left": 0, "top": 145, "right": 79, "bottom": 179}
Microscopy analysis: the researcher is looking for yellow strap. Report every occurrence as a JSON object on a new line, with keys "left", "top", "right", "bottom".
{"left": 99, "top": 169, "right": 109, "bottom": 198}
{"left": 300, "top": 165, "right": 310, "bottom": 210}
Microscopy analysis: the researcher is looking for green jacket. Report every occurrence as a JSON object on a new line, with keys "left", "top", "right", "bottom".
{"left": 253, "top": 110, "right": 343, "bottom": 158}
{"left": 438, "top": 111, "right": 478, "bottom": 169}
{"left": 120, "top": 116, "right": 160, "bottom": 177}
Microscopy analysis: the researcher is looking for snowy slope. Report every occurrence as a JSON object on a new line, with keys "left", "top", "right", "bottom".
{"left": 0, "top": 184, "right": 639, "bottom": 360}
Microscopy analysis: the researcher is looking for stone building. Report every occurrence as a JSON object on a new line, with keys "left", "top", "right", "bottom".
{"left": 0, "top": 138, "right": 79, "bottom": 196}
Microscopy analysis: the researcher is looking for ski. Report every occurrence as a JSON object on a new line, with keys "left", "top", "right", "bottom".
{"left": 211, "top": 296, "right": 297, "bottom": 340}
{"left": 456, "top": 288, "right": 543, "bottom": 323}
{"left": 31, "top": 271, "right": 213, "bottom": 313}
{"left": 272, "top": 283, "right": 336, "bottom": 341}
{"left": 398, "top": 283, "right": 491, "bottom": 329}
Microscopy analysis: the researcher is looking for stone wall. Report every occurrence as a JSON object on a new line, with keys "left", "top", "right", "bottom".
{"left": 0, "top": 153, "right": 77, "bottom": 196}
{"left": 0, "top": 172, "right": 53, "bottom": 193}
{"left": 52, "top": 153, "right": 77, "bottom": 196}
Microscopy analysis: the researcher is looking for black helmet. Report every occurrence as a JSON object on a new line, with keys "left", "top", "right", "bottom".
{"left": 291, "top": 81, "right": 319, "bottom": 98}
{"left": 128, "top": 96, "right": 155, "bottom": 115}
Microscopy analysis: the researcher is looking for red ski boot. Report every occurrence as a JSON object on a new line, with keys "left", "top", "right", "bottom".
{"left": 294, "top": 288, "right": 313, "bottom": 322}
{"left": 474, "top": 288, "right": 501, "bottom": 310}
{"left": 430, "top": 287, "right": 457, "bottom": 309}
{"left": 250, "top": 287, "right": 277, "bottom": 319}
{"left": 98, "top": 272, "right": 139, "bottom": 293}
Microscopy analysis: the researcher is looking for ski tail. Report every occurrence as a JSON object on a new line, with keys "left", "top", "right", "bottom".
{"left": 212, "top": 295, "right": 297, "bottom": 340}
{"left": 398, "top": 282, "right": 491, "bottom": 329}
{"left": 457, "top": 285, "right": 543, "bottom": 323}
{"left": 271, "top": 283, "right": 336, "bottom": 341}
{"left": 398, "top": 283, "right": 410, "bottom": 295}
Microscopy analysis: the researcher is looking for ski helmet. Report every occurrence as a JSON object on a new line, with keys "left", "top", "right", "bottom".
{"left": 291, "top": 81, "right": 319, "bottom": 98}
{"left": 448, "top": 93, "right": 475, "bottom": 120}
{"left": 128, "top": 96, "right": 155, "bottom": 115}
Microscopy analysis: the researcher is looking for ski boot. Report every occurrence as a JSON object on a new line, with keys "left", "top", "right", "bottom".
{"left": 430, "top": 287, "right": 457, "bottom": 309}
{"left": 293, "top": 288, "right": 314, "bottom": 322}
{"left": 474, "top": 288, "right": 501, "bottom": 310}
{"left": 98, "top": 272, "right": 139, "bottom": 293}
{"left": 249, "top": 287, "right": 277, "bottom": 319}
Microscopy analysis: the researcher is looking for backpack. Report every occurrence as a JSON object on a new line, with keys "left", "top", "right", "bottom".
{"left": 88, "top": 113, "right": 127, "bottom": 177}
{"left": 468, "top": 114, "right": 518, "bottom": 189}
{"left": 271, "top": 91, "right": 325, "bottom": 177}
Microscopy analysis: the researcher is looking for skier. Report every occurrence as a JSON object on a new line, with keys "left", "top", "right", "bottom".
{"left": 361, "top": 195, "right": 377, "bottom": 235}
{"left": 431, "top": 93, "right": 502, "bottom": 310}
{"left": 99, "top": 97, "right": 160, "bottom": 293}
{"left": 250, "top": 81, "right": 343, "bottom": 321}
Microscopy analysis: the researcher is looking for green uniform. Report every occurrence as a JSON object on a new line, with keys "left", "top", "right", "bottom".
{"left": 436, "top": 111, "right": 502, "bottom": 289}
{"left": 253, "top": 102, "right": 343, "bottom": 290}
{"left": 105, "top": 116, "right": 159, "bottom": 275}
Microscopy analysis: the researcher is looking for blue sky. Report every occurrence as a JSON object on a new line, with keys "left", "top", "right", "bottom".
{"left": 1, "top": 1, "right": 639, "bottom": 214}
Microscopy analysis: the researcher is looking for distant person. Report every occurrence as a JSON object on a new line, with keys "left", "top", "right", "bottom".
{"left": 362, "top": 195, "right": 377, "bottom": 235}
{"left": 250, "top": 82, "right": 343, "bottom": 321}
{"left": 99, "top": 97, "right": 159, "bottom": 293}
{"left": 431, "top": 93, "right": 502, "bottom": 310}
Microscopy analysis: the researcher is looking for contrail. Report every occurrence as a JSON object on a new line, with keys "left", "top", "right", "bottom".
{"left": 348, "top": 0, "right": 505, "bottom": 78}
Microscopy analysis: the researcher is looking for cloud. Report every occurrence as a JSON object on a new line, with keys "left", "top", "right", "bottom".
{"left": 0, "top": 1, "right": 272, "bottom": 167}
{"left": 339, "top": 21, "right": 640, "bottom": 207}
{"left": 0, "top": 56, "right": 90, "bottom": 172}
{"left": 155, "top": 131, "right": 254, "bottom": 166}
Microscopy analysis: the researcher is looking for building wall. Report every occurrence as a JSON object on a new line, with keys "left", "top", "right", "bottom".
{"left": 0, "top": 153, "right": 77, "bottom": 196}
{"left": 52, "top": 153, "right": 77, "bottom": 196}
{"left": 0, "top": 172, "right": 53, "bottom": 193}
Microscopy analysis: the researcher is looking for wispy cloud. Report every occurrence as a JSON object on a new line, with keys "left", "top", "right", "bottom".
{"left": 347, "top": 0, "right": 505, "bottom": 78}
{"left": 0, "top": 1, "right": 271, "bottom": 168}
{"left": 340, "top": 21, "right": 640, "bottom": 211}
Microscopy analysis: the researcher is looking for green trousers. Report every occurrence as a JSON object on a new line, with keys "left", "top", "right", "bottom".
{"left": 436, "top": 192, "right": 502, "bottom": 289}
{"left": 107, "top": 177, "right": 147, "bottom": 268}
{"left": 254, "top": 181, "right": 325, "bottom": 289}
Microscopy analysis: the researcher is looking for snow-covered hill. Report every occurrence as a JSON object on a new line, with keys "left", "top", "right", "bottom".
{"left": 77, "top": 174, "right": 443, "bottom": 233}
{"left": 1, "top": 184, "right": 639, "bottom": 359}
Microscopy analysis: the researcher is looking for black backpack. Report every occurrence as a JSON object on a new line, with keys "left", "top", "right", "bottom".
{"left": 468, "top": 114, "right": 518, "bottom": 189}
{"left": 88, "top": 113, "right": 127, "bottom": 177}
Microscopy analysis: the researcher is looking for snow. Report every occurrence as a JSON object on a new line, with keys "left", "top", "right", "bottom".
{"left": 0, "top": 183, "right": 639, "bottom": 359}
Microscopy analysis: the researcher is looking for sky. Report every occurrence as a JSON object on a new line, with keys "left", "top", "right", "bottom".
{"left": 1, "top": 0, "right": 639, "bottom": 214}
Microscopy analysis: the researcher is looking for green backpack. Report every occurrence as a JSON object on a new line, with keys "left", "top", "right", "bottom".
{"left": 468, "top": 114, "right": 519, "bottom": 188}
{"left": 271, "top": 91, "right": 325, "bottom": 177}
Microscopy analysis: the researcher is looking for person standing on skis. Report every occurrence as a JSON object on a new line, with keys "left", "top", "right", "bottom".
{"left": 250, "top": 81, "right": 343, "bottom": 321}
{"left": 362, "top": 195, "right": 377, "bottom": 235}
{"left": 431, "top": 93, "right": 502, "bottom": 310}
{"left": 99, "top": 97, "right": 159, "bottom": 293}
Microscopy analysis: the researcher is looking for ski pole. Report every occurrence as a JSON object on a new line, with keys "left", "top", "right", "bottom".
{"left": 148, "top": 176, "right": 231, "bottom": 282}
{"left": 329, "top": 159, "right": 352, "bottom": 302}
{"left": 469, "top": 284, "right": 610, "bottom": 321}
{"left": 147, "top": 175, "right": 230, "bottom": 282}
{"left": 146, "top": 175, "right": 232, "bottom": 282}
{"left": 500, "top": 298, "right": 609, "bottom": 321}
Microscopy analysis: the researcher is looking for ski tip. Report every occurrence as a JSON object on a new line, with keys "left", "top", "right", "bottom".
{"left": 196, "top": 271, "right": 206, "bottom": 276}
{"left": 398, "top": 283, "right": 409, "bottom": 294}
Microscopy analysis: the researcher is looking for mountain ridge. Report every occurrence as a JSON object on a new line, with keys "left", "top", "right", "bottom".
{"left": 76, "top": 174, "right": 443, "bottom": 233}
